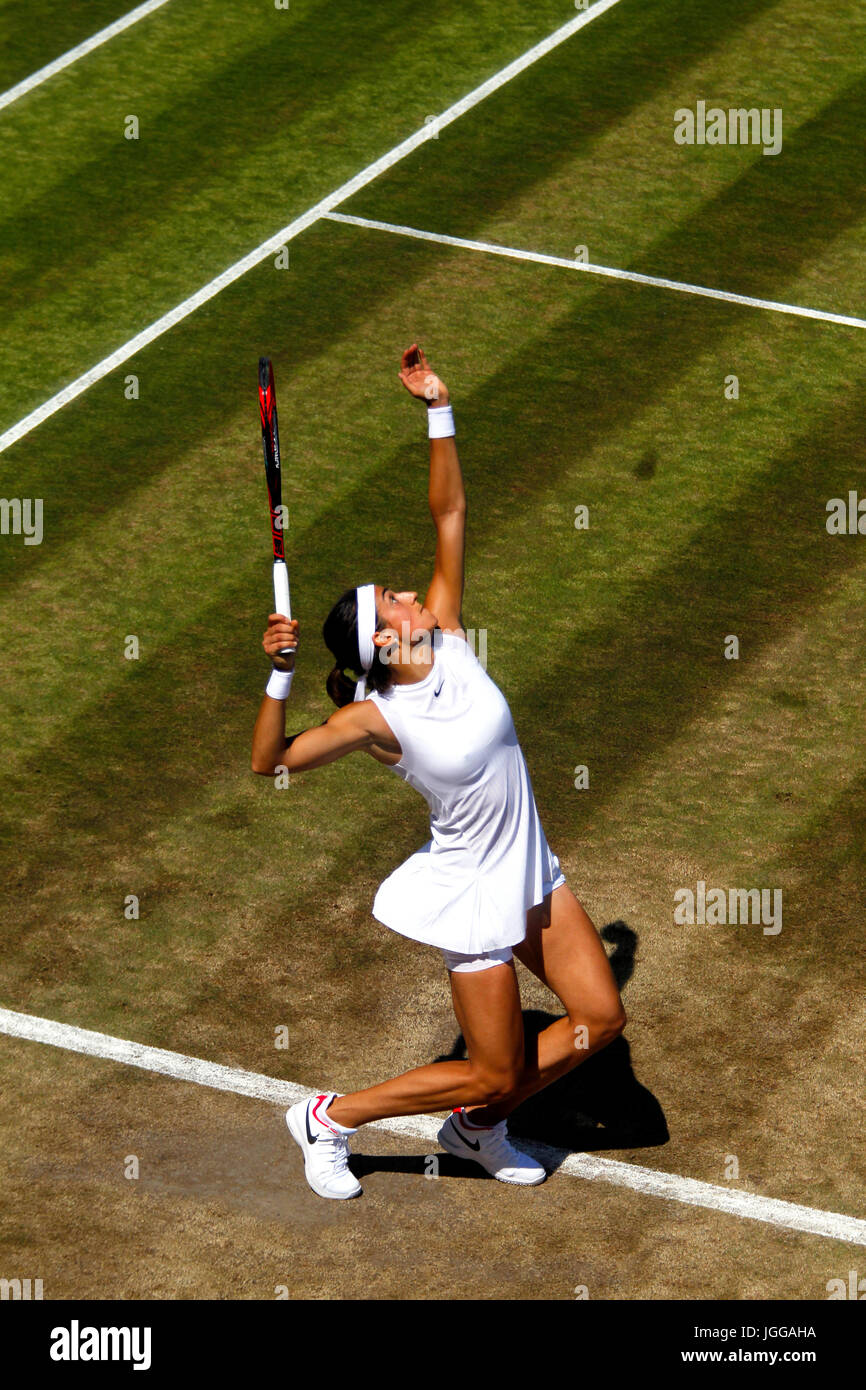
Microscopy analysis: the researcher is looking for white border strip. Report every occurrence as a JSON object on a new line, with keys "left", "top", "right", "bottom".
{"left": 0, "top": 0, "right": 624, "bottom": 456}
{"left": 0, "top": 0, "right": 172, "bottom": 114}
{"left": 2, "top": 1004, "right": 864, "bottom": 1246}
{"left": 325, "top": 212, "right": 866, "bottom": 330}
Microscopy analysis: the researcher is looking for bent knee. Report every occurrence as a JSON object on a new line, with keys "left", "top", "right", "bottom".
{"left": 600, "top": 1006, "right": 627, "bottom": 1044}
{"left": 470, "top": 1068, "right": 522, "bottom": 1105}
{"left": 572, "top": 1006, "right": 627, "bottom": 1047}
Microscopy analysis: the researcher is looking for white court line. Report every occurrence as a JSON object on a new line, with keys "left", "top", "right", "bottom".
{"left": 0, "top": 0, "right": 172, "bottom": 114}
{"left": 1, "top": 1004, "right": 865, "bottom": 1247}
{"left": 325, "top": 212, "right": 866, "bottom": 330}
{"left": 0, "top": 0, "right": 623, "bottom": 457}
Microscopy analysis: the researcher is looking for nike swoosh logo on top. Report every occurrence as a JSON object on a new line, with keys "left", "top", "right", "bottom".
{"left": 452, "top": 1121, "right": 480, "bottom": 1151}
{"left": 434, "top": 684, "right": 444, "bottom": 697}
{"left": 305, "top": 1106, "right": 318, "bottom": 1144}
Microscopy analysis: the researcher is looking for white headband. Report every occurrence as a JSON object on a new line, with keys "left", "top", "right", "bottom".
{"left": 353, "top": 583, "right": 377, "bottom": 702}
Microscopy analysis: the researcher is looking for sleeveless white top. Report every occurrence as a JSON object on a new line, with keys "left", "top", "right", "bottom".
{"left": 366, "top": 629, "right": 564, "bottom": 953}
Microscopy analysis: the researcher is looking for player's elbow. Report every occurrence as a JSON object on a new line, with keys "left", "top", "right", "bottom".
{"left": 431, "top": 500, "right": 467, "bottom": 522}
{"left": 251, "top": 752, "right": 280, "bottom": 775}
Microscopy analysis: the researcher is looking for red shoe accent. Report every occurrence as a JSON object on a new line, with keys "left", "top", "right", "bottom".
{"left": 312, "top": 1094, "right": 338, "bottom": 1132}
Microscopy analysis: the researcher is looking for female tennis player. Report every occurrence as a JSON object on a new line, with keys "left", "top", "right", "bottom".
{"left": 251, "top": 345, "right": 627, "bottom": 1199}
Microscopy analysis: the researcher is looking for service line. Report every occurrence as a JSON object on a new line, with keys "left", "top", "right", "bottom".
{"left": 325, "top": 212, "right": 866, "bottom": 331}
{"left": 0, "top": 0, "right": 624, "bottom": 455}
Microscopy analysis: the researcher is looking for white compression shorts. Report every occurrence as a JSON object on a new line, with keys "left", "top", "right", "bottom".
{"left": 440, "top": 946, "right": 514, "bottom": 973}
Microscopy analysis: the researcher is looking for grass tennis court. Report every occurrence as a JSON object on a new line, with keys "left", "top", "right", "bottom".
{"left": 1, "top": 0, "right": 864, "bottom": 1301}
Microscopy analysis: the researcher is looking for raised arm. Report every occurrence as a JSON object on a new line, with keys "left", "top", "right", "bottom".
{"left": 251, "top": 614, "right": 377, "bottom": 774}
{"left": 398, "top": 344, "right": 466, "bottom": 633}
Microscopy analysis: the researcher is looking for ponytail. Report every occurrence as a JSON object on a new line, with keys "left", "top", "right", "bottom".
{"left": 326, "top": 664, "right": 362, "bottom": 709}
{"left": 322, "top": 588, "right": 393, "bottom": 708}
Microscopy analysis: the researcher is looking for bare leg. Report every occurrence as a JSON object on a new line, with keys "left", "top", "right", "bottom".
{"left": 327, "top": 959, "right": 525, "bottom": 1129}
{"left": 463, "top": 885, "right": 627, "bottom": 1127}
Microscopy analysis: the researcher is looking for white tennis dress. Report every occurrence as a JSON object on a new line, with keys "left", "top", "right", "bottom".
{"left": 366, "top": 629, "right": 565, "bottom": 954}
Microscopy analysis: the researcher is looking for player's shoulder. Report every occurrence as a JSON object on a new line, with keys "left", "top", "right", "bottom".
{"left": 325, "top": 696, "right": 374, "bottom": 733}
{"left": 347, "top": 692, "right": 395, "bottom": 738}
{"left": 324, "top": 695, "right": 394, "bottom": 752}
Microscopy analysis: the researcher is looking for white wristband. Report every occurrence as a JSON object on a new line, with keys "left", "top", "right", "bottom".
{"left": 266, "top": 668, "right": 294, "bottom": 700}
{"left": 428, "top": 404, "right": 455, "bottom": 439}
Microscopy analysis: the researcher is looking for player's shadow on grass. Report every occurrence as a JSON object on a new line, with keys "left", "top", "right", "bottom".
{"left": 352, "top": 921, "right": 667, "bottom": 1182}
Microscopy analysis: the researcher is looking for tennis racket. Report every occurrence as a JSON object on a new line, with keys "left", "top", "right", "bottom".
{"left": 258, "top": 356, "right": 293, "bottom": 662}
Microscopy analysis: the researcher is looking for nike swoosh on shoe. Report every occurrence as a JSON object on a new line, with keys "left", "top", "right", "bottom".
{"left": 304, "top": 1105, "right": 319, "bottom": 1145}
{"left": 450, "top": 1120, "right": 481, "bottom": 1151}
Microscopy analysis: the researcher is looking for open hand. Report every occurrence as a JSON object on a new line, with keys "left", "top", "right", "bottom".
{"left": 398, "top": 343, "right": 449, "bottom": 405}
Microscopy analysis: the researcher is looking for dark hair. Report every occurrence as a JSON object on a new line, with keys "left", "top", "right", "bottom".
{"left": 322, "top": 587, "right": 393, "bottom": 708}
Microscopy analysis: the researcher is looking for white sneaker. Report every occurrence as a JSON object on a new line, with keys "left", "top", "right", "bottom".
{"left": 437, "top": 1108, "right": 547, "bottom": 1186}
{"left": 286, "top": 1093, "right": 362, "bottom": 1200}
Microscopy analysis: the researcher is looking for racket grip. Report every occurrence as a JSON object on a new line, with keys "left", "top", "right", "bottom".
{"left": 273, "top": 560, "right": 294, "bottom": 660}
